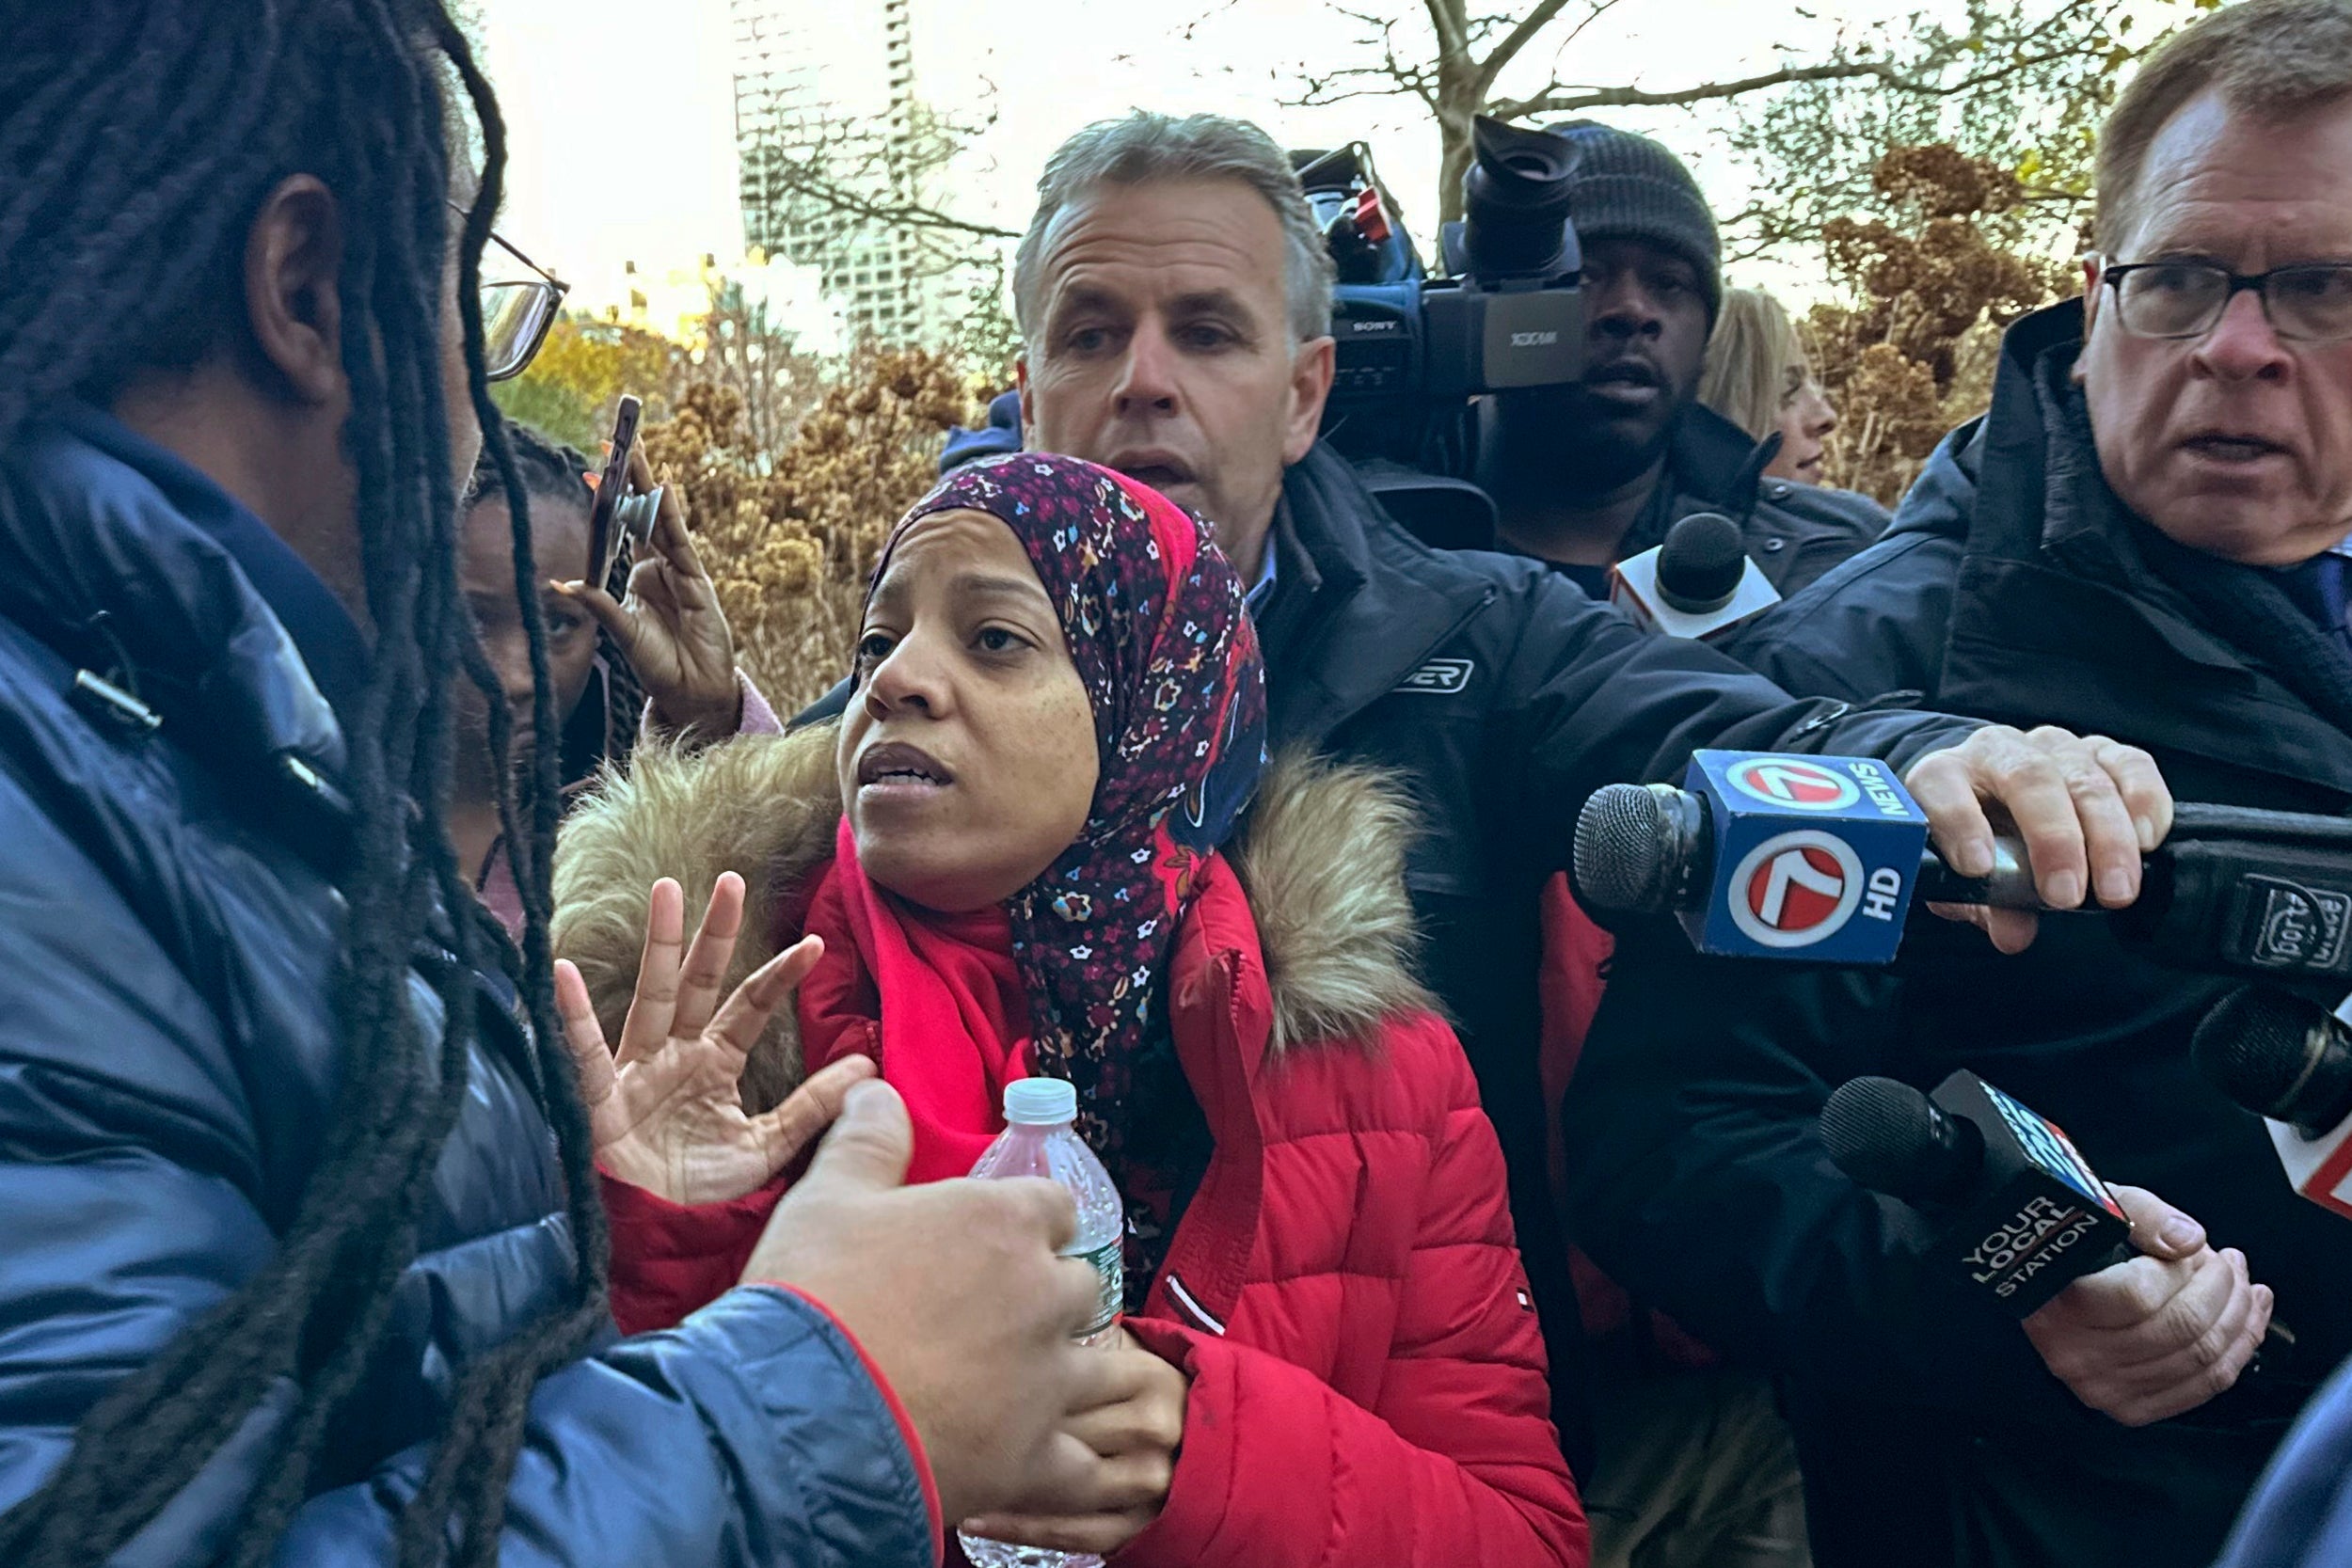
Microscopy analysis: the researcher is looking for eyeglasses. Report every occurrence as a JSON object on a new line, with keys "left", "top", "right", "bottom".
{"left": 450, "top": 202, "right": 568, "bottom": 380}
{"left": 2101, "top": 260, "right": 2352, "bottom": 343}
{"left": 481, "top": 228, "right": 568, "bottom": 381}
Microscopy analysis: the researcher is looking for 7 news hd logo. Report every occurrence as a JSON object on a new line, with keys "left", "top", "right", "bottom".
{"left": 1681, "top": 752, "right": 1934, "bottom": 965}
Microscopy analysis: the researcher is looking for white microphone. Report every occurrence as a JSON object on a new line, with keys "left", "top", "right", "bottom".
{"left": 2194, "top": 986, "right": 2352, "bottom": 1221}
{"left": 1609, "top": 511, "right": 1783, "bottom": 640}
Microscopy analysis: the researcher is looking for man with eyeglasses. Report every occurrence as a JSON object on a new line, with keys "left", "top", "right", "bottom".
{"left": 1559, "top": 4, "right": 2352, "bottom": 1565}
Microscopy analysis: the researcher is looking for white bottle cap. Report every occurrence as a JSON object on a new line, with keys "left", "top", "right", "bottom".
{"left": 1003, "top": 1076, "right": 1078, "bottom": 1126}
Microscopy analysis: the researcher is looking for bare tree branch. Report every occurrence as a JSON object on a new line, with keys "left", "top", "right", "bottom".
{"left": 1279, "top": 0, "right": 2176, "bottom": 230}
{"left": 1544, "top": 0, "right": 1631, "bottom": 67}
{"left": 1493, "top": 59, "right": 1883, "bottom": 119}
{"left": 1422, "top": 0, "right": 1470, "bottom": 64}
{"left": 1298, "top": 73, "right": 1444, "bottom": 109}
{"left": 739, "top": 110, "right": 1020, "bottom": 243}
{"left": 761, "top": 169, "right": 1021, "bottom": 242}
{"left": 1471, "top": 0, "right": 1586, "bottom": 99}
{"left": 1493, "top": 35, "right": 2104, "bottom": 121}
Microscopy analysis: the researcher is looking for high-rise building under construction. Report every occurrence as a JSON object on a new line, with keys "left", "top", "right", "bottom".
{"left": 730, "top": 0, "right": 950, "bottom": 348}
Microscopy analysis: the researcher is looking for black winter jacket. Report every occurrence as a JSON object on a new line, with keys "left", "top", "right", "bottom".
{"left": 0, "top": 407, "right": 936, "bottom": 1565}
{"left": 1619, "top": 402, "right": 1890, "bottom": 599}
{"left": 1248, "top": 441, "right": 1969, "bottom": 1358}
{"left": 1424, "top": 401, "right": 1888, "bottom": 595}
{"left": 1564, "top": 300, "right": 2352, "bottom": 1568}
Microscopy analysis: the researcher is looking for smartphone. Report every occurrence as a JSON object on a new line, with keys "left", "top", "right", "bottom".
{"left": 584, "top": 394, "right": 644, "bottom": 590}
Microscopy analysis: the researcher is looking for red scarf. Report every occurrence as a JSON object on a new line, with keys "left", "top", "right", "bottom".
{"left": 798, "top": 816, "right": 1036, "bottom": 1184}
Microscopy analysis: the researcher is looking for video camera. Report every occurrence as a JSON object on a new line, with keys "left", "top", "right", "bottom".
{"left": 1292, "top": 116, "right": 1585, "bottom": 467}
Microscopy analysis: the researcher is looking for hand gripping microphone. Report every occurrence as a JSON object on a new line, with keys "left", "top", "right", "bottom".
{"left": 2194, "top": 986, "right": 2352, "bottom": 1222}
{"left": 1824, "top": 1071, "right": 2301, "bottom": 1375}
{"left": 1821, "top": 1071, "right": 2134, "bottom": 1316}
{"left": 1573, "top": 748, "right": 2352, "bottom": 979}
{"left": 1610, "top": 511, "right": 1783, "bottom": 640}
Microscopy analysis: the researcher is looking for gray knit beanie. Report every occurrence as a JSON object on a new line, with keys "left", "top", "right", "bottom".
{"left": 1548, "top": 120, "right": 1723, "bottom": 323}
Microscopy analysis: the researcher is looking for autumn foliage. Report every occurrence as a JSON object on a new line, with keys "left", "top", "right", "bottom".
{"left": 641, "top": 348, "right": 970, "bottom": 714}
{"left": 1804, "top": 145, "right": 2074, "bottom": 504}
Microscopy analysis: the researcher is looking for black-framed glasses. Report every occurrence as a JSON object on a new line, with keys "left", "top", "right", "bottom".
{"left": 451, "top": 202, "right": 569, "bottom": 380}
{"left": 2101, "top": 259, "right": 2352, "bottom": 343}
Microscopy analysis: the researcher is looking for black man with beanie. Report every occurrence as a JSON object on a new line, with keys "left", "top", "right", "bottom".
{"left": 1470, "top": 120, "right": 1883, "bottom": 600}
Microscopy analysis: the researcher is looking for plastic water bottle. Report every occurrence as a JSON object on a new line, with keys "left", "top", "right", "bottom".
{"left": 956, "top": 1077, "right": 1121, "bottom": 1568}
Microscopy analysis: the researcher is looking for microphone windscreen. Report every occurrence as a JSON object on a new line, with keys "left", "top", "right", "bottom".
{"left": 1821, "top": 1076, "right": 1979, "bottom": 1206}
{"left": 2194, "top": 986, "right": 2334, "bottom": 1122}
{"left": 1574, "top": 784, "right": 1679, "bottom": 914}
{"left": 1657, "top": 512, "right": 1747, "bottom": 614}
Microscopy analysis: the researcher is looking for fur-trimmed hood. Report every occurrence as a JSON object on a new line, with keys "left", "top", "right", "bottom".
{"left": 551, "top": 726, "right": 1438, "bottom": 1111}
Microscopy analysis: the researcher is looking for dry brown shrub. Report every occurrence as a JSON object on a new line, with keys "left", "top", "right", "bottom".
{"left": 643, "top": 347, "right": 971, "bottom": 714}
{"left": 1809, "top": 145, "right": 2074, "bottom": 505}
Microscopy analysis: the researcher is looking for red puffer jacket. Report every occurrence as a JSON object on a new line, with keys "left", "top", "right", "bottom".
{"left": 555, "top": 733, "right": 1588, "bottom": 1568}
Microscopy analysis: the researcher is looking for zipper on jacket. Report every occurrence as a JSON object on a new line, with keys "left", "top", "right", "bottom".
{"left": 1162, "top": 1272, "right": 1227, "bottom": 1336}
{"left": 70, "top": 669, "right": 160, "bottom": 736}
{"left": 1783, "top": 698, "right": 1855, "bottom": 744}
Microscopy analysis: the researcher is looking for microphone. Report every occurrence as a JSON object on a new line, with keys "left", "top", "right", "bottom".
{"left": 1573, "top": 750, "right": 2352, "bottom": 981}
{"left": 1569, "top": 750, "right": 2027, "bottom": 964}
{"left": 1821, "top": 1071, "right": 2133, "bottom": 1315}
{"left": 1826, "top": 1069, "right": 2300, "bottom": 1381}
{"left": 1611, "top": 512, "right": 1783, "bottom": 639}
{"left": 2194, "top": 987, "right": 2352, "bottom": 1221}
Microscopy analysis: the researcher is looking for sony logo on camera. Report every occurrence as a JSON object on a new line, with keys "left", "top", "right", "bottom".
{"left": 1963, "top": 1195, "right": 2110, "bottom": 1299}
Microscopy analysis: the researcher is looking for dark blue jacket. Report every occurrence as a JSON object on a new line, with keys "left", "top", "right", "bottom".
{"left": 2214, "top": 1350, "right": 2352, "bottom": 1568}
{"left": 940, "top": 390, "right": 1023, "bottom": 474}
{"left": 1565, "top": 300, "right": 2352, "bottom": 1568}
{"left": 0, "top": 410, "right": 936, "bottom": 1565}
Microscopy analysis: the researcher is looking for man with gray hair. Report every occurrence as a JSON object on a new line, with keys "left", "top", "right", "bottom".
{"left": 803, "top": 103, "right": 2175, "bottom": 1506}
{"left": 1009, "top": 111, "right": 1340, "bottom": 588}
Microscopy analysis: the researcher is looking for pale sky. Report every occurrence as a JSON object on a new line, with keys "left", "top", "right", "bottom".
{"left": 472, "top": 0, "right": 1942, "bottom": 313}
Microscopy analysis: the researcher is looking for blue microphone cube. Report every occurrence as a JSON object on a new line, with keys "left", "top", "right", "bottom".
{"left": 1680, "top": 751, "right": 1933, "bottom": 964}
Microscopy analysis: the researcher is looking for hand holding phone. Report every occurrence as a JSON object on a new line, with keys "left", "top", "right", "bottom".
{"left": 553, "top": 403, "right": 741, "bottom": 735}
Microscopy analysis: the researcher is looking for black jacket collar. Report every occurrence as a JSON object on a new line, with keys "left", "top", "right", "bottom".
{"left": 1654, "top": 404, "right": 1774, "bottom": 525}
{"left": 1256, "top": 443, "right": 1497, "bottom": 749}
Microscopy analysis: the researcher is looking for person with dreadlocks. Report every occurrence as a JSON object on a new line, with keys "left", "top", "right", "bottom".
{"left": 553, "top": 453, "right": 1589, "bottom": 1567}
{"left": 0, "top": 4, "right": 1124, "bottom": 1566}
{"left": 455, "top": 422, "right": 783, "bottom": 934}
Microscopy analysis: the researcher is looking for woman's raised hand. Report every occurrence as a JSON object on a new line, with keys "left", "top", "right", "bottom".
{"left": 554, "top": 872, "right": 872, "bottom": 1205}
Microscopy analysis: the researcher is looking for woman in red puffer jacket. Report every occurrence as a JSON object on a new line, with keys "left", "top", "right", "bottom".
{"left": 550, "top": 454, "right": 1586, "bottom": 1568}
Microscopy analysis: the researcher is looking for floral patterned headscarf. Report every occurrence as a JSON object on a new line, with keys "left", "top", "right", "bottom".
{"left": 869, "top": 452, "right": 1267, "bottom": 1160}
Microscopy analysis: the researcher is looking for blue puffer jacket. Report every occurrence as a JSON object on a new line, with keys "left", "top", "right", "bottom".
{"left": 0, "top": 407, "right": 938, "bottom": 1566}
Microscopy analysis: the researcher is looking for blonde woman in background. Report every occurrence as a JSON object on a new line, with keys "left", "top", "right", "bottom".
{"left": 1699, "top": 288, "right": 1840, "bottom": 486}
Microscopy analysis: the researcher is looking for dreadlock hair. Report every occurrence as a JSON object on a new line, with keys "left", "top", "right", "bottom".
{"left": 0, "top": 5, "right": 607, "bottom": 1566}
{"left": 467, "top": 420, "right": 649, "bottom": 779}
